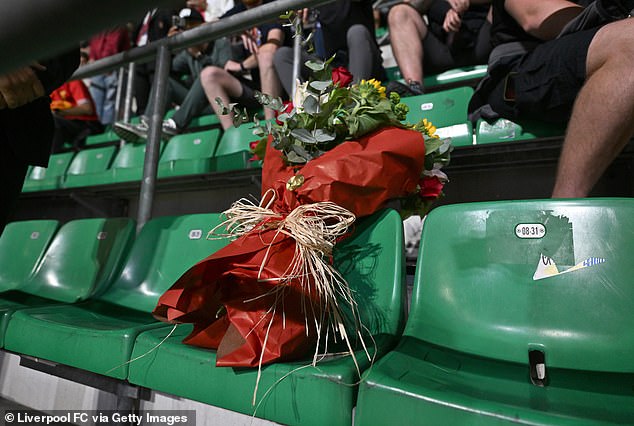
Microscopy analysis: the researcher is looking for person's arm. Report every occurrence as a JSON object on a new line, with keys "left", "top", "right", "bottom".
{"left": 504, "top": 0, "right": 584, "bottom": 40}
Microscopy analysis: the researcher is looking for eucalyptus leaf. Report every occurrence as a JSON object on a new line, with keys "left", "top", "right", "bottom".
{"left": 313, "top": 128, "right": 336, "bottom": 142}
{"left": 286, "top": 151, "right": 308, "bottom": 164}
{"left": 305, "top": 60, "right": 325, "bottom": 71}
{"left": 291, "top": 128, "right": 316, "bottom": 143}
{"left": 425, "top": 137, "right": 444, "bottom": 154}
{"left": 309, "top": 80, "right": 331, "bottom": 92}
{"left": 303, "top": 95, "right": 320, "bottom": 114}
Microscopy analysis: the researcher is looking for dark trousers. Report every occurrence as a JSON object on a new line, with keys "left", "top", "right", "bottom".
{"left": 51, "top": 116, "right": 103, "bottom": 153}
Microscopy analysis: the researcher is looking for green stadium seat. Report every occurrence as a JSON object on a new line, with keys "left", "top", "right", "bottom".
{"left": 107, "top": 142, "right": 165, "bottom": 184}
{"left": 355, "top": 199, "right": 634, "bottom": 425}
{"left": 0, "top": 220, "right": 59, "bottom": 292}
{"left": 62, "top": 146, "right": 117, "bottom": 188}
{"left": 0, "top": 218, "right": 134, "bottom": 347}
{"left": 4, "top": 214, "right": 229, "bottom": 380}
{"left": 21, "top": 152, "right": 74, "bottom": 192}
{"left": 127, "top": 209, "right": 407, "bottom": 426}
{"left": 85, "top": 129, "right": 119, "bottom": 146}
{"left": 157, "top": 129, "right": 221, "bottom": 178}
{"left": 401, "top": 87, "right": 474, "bottom": 128}
{"left": 423, "top": 65, "right": 488, "bottom": 89}
{"left": 435, "top": 122, "right": 474, "bottom": 147}
{"left": 212, "top": 124, "right": 261, "bottom": 172}
{"left": 475, "top": 118, "right": 566, "bottom": 145}
{"left": 188, "top": 113, "right": 220, "bottom": 129}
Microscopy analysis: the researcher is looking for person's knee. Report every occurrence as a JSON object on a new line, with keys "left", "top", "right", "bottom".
{"left": 347, "top": 24, "right": 372, "bottom": 46}
{"left": 388, "top": 3, "right": 419, "bottom": 26}
{"left": 200, "top": 66, "right": 226, "bottom": 86}
{"left": 257, "top": 43, "right": 278, "bottom": 69}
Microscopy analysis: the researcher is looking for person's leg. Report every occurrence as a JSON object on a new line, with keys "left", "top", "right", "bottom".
{"left": 273, "top": 46, "right": 312, "bottom": 98}
{"left": 387, "top": 3, "right": 427, "bottom": 84}
{"left": 89, "top": 74, "right": 106, "bottom": 123}
{"left": 553, "top": 19, "right": 634, "bottom": 197}
{"left": 171, "top": 77, "right": 209, "bottom": 130}
{"left": 256, "top": 43, "right": 283, "bottom": 120}
{"left": 200, "top": 66, "right": 249, "bottom": 130}
{"left": 101, "top": 71, "right": 119, "bottom": 125}
{"left": 346, "top": 24, "right": 383, "bottom": 82}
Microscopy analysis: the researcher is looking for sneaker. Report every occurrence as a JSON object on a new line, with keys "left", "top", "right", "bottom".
{"left": 386, "top": 80, "right": 424, "bottom": 98}
{"left": 113, "top": 121, "right": 148, "bottom": 143}
{"left": 161, "top": 118, "right": 180, "bottom": 139}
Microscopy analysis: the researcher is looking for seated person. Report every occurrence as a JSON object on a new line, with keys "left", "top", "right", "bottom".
{"left": 199, "top": 0, "right": 290, "bottom": 130}
{"left": 50, "top": 79, "right": 103, "bottom": 152}
{"left": 387, "top": 0, "right": 492, "bottom": 96}
{"left": 113, "top": 7, "right": 232, "bottom": 142}
{"left": 274, "top": 0, "right": 386, "bottom": 96}
{"left": 468, "top": 0, "right": 634, "bottom": 197}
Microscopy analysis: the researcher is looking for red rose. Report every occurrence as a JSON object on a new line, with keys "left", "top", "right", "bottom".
{"left": 419, "top": 176, "right": 444, "bottom": 200}
{"left": 274, "top": 101, "right": 294, "bottom": 125}
{"left": 332, "top": 66, "right": 353, "bottom": 87}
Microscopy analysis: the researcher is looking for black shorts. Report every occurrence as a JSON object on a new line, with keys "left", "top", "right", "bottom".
{"left": 487, "top": 28, "right": 599, "bottom": 123}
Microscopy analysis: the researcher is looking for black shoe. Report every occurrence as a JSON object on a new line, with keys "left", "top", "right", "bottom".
{"left": 113, "top": 121, "right": 148, "bottom": 143}
{"left": 386, "top": 80, "right": 424, "bottom": 98}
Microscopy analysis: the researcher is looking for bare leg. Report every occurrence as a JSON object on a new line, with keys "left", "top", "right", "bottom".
{"left": 256, "top": 43, "right": 283, "bottom": 120}
{"left": 387, "top": 4, "right": 427, "bottom": 83}
{"left": 552, "top": 20, "right": 634, "bottom": 197}
{"left": 200, "top": 66, "right": 245, "bottom": 130}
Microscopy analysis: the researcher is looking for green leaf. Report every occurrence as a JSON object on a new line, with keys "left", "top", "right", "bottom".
{"left": 313, "top": 128, "right": 336, "bottom": 142}
{"left": 303, "top": 95, "right": 320, "bottom": 114}
{"left": 425, "top": 137, "right": 444, "bottom": 155}
{"left": 305, "top": 60, "right": 325, "bottom": 71}
{"left": 309, "top": 80, "right": 331, "bottom": 92}
{"left": 286, "top": 151, "right": 308, "bottom": 164}
{"left": 290, "top": 128, "right": 316, "bottom": 143}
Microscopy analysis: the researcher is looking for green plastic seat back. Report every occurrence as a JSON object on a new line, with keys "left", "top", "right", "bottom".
{"left": 0, "top": 220, "right": 59, "bottom": 292}
{"left": 29, "top": 152, "right": 74, "bottom": 181}
{"left": 410, "top": 199, "right": 634, "bottom": 372}
{"left": 21, "top": 218, "right": 135, "bottom": 303}
{"left": 159, "top": 129, "right": 221, "bottom": 162}
{"left": 66, "top": 146, "right": 117, "bottom": 176}
{"left": 111, "top": 142, "right": 152, "bottom": 169}
{"left": 215, "top": 124, "right": 259, "bottom": 156}
{"left": 334, "top": 209, "right": 407, "bottom": 339}
{"left": 401, "top": 86, "right": 474, "bottom": 128}
{"left": 85, "top": 129, "right": 118, "bottom": 145}
{"left": 189, "top": 114, "right": 220, "bottom": 128}
{"left": 99, "top": 213, "right": 229, "bottom": 313}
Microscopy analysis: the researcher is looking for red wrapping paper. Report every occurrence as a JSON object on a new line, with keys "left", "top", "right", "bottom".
{"left": 152, "top": 127, "right": 426, "bottom": 367}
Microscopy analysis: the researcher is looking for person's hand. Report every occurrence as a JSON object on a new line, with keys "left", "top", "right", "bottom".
{"left": 168, "top": 25, "right": 182, "bottom": 38}
{"left": 446, "top": 0, "right": 470, "bottom": 14}
{"left": 241, "top": 32, "right": 260, "bottom": 55}
{"left": 224, "top": 60, "right": 243, "bottom": 73}
{"left": 443, "top": 8, "right": 463, "bottom": 33}
{"left": 0, "top": 64, "right": 46, "bottom": 109}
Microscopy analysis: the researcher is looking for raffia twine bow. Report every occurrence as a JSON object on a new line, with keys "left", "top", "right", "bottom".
{"left": 209, "top": 189, "right": 372, "bottom": 372}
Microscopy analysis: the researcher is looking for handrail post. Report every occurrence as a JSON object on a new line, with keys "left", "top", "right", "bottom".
{"left": 136, "top": 43, "right": 170, "bottom": 234}
{"left": 114, "top": 66, "right": 125, "bottom": 122}
{"left": 291, "top": 16, "right": 303, "bottom": 97}
{"left": 123, "top": 62, "right": 136, "bottom": 123}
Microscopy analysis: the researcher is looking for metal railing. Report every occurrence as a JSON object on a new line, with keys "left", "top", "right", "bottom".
{"left": 9, "top": 0, "right": 335, "bottom": 232}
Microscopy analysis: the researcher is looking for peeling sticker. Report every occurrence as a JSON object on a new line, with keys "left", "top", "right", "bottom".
{"left": 533, "top": 254, "right": 606, "bottom": 281}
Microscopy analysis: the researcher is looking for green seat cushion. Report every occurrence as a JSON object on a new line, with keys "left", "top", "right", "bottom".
{"left": 435, "top": 122, "right": 474, "bottom": 147}
{"left": 475, "top": 118, "right": 565, "bottom": 145}
{"left": 423, "top": 65, "right": 487, "bottom": 88}
{"left": 128, "top": 209, "right": 407, "bottom": 426}
{"left": 188, "top": 114, "right": 220, "bottom": 128}
{"left": 0, "top": 291, "right": 64, "bottom": 348}
{"left": 85, "top": 129, "right": 118, "bottom": 146}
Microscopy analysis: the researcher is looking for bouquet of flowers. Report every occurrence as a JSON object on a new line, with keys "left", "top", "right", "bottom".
{"left": 152, "top": 57, "right": 451, "bottom": 372}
